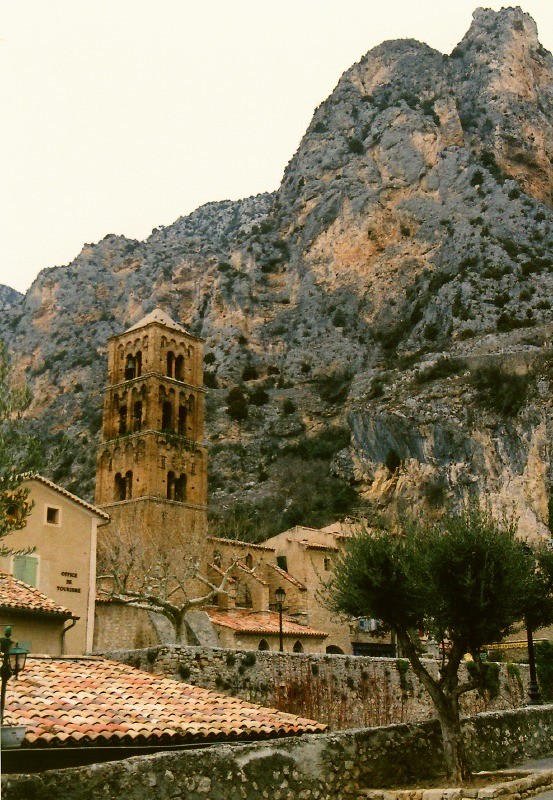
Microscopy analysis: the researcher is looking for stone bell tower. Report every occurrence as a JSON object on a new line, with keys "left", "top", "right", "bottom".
{"left": 95, "top": 309, "right": 208, "bottom": 555}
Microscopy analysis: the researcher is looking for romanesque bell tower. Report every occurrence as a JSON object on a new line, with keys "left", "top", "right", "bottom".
{"left": 95, "top": 309, "right": 207, "bottom": 554}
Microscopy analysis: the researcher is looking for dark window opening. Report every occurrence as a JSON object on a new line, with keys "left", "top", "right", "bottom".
{"left": 162, "top": 401, "right": 173, "bottom": 431}
{"left": 324, "top": 557, "right": 331, "bottom": 571}
{"left": 258, "top": 639, "right": 270, "bottom": 651}
{"left": 166, "top": 352, "right": 175, "bottom": 378}
{"left": 125, "top": 470, "right": 133, "bottom": 499}
{"left": 114, "top": 473, "right": 126, "bottom": 501}
{"left": 276, "top": 555, "right": 288, "bottom": 572}
{"left": 293, "top": 640, "right": 304, "bottom": 653}
{"left": 118, "top": 406, "right": 127, "bottom": 436}
{"left": 175, "top": 355, "right": 185, "bottom": 381}
{"left": 325, "top": 645, "right": 344, "bottom": 655}
{"left": 46, "top": 507, "right": 59, "bottom": 525}
{"left": 167, "top": 471, "right": 185, "bottom": 501}
{"left": 115, "top": 471, "right": 133, "bottom": 501}
{"left": 125, "top": 355, "right": 136, "bottom": 381}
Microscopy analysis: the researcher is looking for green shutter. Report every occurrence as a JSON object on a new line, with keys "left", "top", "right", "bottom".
{"left": 13, "top": 556, "right": 38, "bottom": 587}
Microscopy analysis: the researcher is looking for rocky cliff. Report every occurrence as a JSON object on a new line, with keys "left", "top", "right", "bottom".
{"left": 3, "top": 7, "right": 553, "bottom": 540}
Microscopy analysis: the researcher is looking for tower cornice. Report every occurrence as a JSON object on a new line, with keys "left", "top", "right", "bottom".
{"left": 104, "top": 372, "right": 207, "bottom": 394}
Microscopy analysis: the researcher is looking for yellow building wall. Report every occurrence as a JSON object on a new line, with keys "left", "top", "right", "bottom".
{"left": 0, "top": 479, "right": 100, "bottom": 655}
{"left": 0, "top": 613, "right": 66, "bottom": 656}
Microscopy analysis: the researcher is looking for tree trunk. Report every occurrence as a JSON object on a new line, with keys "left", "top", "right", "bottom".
{"left": 394, "top": 631, "right": 470, "bottom": 783}
{"left": 174, "top": 612, "right": 188, "bottom": 645}
{"left": 436, "top": 701, "right": 470, "bottom": 783}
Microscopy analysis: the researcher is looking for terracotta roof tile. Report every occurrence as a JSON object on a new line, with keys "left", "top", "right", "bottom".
{"left": 0, "top": 572, "right": 74, "bottom": 618}
{"left": 208, "top": 536, "right": 275, "bottom": 552}
{"left": 204, "top": 606, "right": 327, "bottom": 638}
{"left": 25, "top": 475, "right": 110, "bottom": 521}
{"left": 266, "top": 563, "right": 307, "bottom": 590}
{"left": 4, "top": 656, "right": 326, "bottom": 748}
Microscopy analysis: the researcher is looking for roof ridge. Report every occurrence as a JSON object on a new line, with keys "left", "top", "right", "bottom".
{"left": 23, "top": 474, "right": 110, "bottom": 520}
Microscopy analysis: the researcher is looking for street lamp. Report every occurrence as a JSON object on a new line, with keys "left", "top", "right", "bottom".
{"left": 275, "top": 586, "right": 286, "bottom": 653}
{"left": 522, "top": 544, "right": 542, "bottom": 706}
{"left": 0, "top": 626, "right": 28, "bottom": 725}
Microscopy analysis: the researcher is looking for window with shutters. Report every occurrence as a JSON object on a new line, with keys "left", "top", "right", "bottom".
{"left": 13, "top": 555, "right": 39, "bottom": 587}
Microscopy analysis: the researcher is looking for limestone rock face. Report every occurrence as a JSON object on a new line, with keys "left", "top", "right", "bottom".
{"left": 2, "top": 8, "right": 553, "bottom": 538}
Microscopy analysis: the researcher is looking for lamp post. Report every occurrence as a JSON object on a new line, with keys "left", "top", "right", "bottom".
{"left": 522, "top": 544, "right": 542, "bottom": 705}
{"left": 0, "top": 626, "right": 28, "bottom": 725}
{"left": 275, "top": 586, "right": 286, "bottom": 653}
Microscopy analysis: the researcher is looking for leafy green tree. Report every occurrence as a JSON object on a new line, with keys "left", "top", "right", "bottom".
{"left": 0, "top": 340, "right": 41, "bottom": 547}
{"left": 330, "top": 506, "right": 553, "bottom": 782}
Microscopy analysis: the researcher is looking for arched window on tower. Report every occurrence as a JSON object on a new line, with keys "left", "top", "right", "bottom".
{"left": 175, "top": 355, "right": 185, "bottom": 381}
{"left": 178, "top": 405, "right": 187, "bottom": 436}
{"left": 114, "top": 473, "right": 126, "bottom": 501}
{"left": 125, "top": 470, "right": 133, "bottom": 499}
{"left": 118, "top": 406, "right": 127, "bottom": 436}
{"left": 135, "top": 351, "right": 142, "bottom": 377}
{"left": 174, "top": 473, "right": 186, "bottom": 502}
{"left": 162, "top": 401, "right": 173, "bottom": 431}
{"left": 166, "top": 352, "right": 175, "bottom": 378}
{"left": 133, "top": 401, "right": 143, "bottom": 432}
{"left": 125, "top": 354, "right": 136, "bottom": 381}
{"left": 167, "top": 471, "right": 175, "bottom": 500}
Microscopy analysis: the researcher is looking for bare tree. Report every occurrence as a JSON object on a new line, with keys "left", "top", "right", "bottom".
{"left": 97, "top": 527, "right": 240, "bottom": 644}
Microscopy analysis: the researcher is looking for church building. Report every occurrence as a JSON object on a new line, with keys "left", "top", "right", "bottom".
{"left": 95, "top": 309, "right": 208, "bottom": 560}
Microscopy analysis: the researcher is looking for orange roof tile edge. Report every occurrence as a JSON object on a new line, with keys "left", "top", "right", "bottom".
{"left": 0, "top": 572, "right": 74, "bottom": 618}
{"left": 24, "top": 474, "right": 110, "bottom": 521}
{"left": 208, "top": 536, "right": 275, "bottom": 552}
{"left": 4, "top": 657, "right": 327, "bottom": 748}
{"left": 267, "top": 563, "right": 307, "bottom": 590}
{"left": 204, "top": 607, "right": 328, "bottom": 637}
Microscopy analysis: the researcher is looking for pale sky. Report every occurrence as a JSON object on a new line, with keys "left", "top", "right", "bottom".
{"left": 2, "top": 1, "right": 552, "bottom": 294}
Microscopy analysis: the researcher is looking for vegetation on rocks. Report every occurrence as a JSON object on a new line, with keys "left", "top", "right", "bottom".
{"left": 0, "top": 8, "right": 552, "bottom": 537}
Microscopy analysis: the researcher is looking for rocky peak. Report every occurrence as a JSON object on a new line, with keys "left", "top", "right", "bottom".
{"left": 2, "top": 9, "right": 553, "bottom": 541}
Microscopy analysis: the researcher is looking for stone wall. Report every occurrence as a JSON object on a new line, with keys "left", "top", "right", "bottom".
{"left": 99, "top": 645, "right": 530, "bottom": 730}
{"left": 3, "top": 706, "right": 553, "bottom": 800}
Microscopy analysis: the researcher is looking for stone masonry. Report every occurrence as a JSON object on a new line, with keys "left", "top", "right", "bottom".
{"left": 3, "top": 705, "right": 553, "bottom": 800}
{"left": 99, "top": 646, "right": 530, "bottom": 730}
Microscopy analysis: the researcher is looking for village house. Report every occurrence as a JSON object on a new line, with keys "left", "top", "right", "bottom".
{"left": 0, "top": 474, "right": 109, "bottom": 654}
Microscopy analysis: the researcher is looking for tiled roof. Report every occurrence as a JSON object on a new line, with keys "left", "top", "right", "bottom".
{"left": 209, "top": 536, "right": 275, "bottom": 552}
{"left": 26, "top": 474, "right": 110, "bottom": 521}
{"left": 0, "top": 573, "right": 73, "bottom": 618}
{"left": 204, "top": 607, "right": 327, "bottom": 638}
{"left": 125, "top": 308, "right": 187, "bottom": 334}
{"left": 5, "top": 657, "right": 326, "bottom": 747}
{"left": 266, "top": 563, "right": 307, "bottom": 591}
